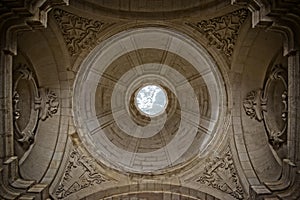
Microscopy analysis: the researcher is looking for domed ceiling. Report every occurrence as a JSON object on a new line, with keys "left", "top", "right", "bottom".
{"left": 73, "top": 27, "right": 227, "bottom": 174}
{"left": 2, "top": 0, "right": 300, "bottom": 199}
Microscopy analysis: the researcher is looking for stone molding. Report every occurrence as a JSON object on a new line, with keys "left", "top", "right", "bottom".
{"left": 231, "top": 0, "right": 300, "bottom": 55}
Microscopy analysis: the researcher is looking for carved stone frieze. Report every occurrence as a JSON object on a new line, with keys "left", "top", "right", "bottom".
{"left": 186, "top": 9, "right": 248, "bottom": 58}
{"left": 243, "top": 64, "right": 288, "bottom": 149}
{"left": 196, "top": 148, "right": 244, "bottom": 199}
{"left": 55, "top": 148, "right": 107, "bottom": 199}
{"left": 53, "top": 9, "right": 113, "bottom": 57}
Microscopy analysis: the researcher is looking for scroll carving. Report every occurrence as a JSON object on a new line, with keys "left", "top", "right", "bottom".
{"left": 243, "top": 89, "right": 266, "bottom": 122}
{"left": 13, "top": 64, "right": 59, "bottom": 150}
{"left": 35, "top": 88, "right": 59, "bottom": 121}
{"left": 186, "top": 9, "right": 248, "bottom": 58}
{"left": 196, "top": 148, "right": 244, "bottom": 199}
{"left": 55, "top": 148, "right": 106, "bottom": 199}
{"left": 53, "top": 9, "right": 113, "bottom": 57}
{"left": 243, "top": 64, "right": 287, "bottom": 149}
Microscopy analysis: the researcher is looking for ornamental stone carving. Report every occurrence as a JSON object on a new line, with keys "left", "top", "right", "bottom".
{"left": 55, "top": 148, "right": 107, "bottom": 199}
{"left": 196, "top": 148, "right": 244, "bottom": 200}
{"left": 243, "top": 64, "right": 287, "bottom": 149}
{"left": 13, "top": 65, "right": 39, "bottom": 149}
{"left": 186, "top": 9, "right": 248, "bottom": 58}
{"left": 35, "top": 88, "right": 59, "bottom": 121}
{"left": 243, "top": 89, "right": 266, "bottom": 122}
{"left": 13, "top": 64, "right": 59, "bottom": 155}
{"left": 53, "top": 9, "right": 113, "bottom": 57}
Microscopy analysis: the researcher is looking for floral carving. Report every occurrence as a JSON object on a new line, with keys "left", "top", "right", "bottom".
{"left": 35, "top": 88, "right": 59, "bottom": 121}
{"left": 55, "top": 148, "right": 106, "bottom": 199}
{"left": 196, "top": 148, "right": 244, "bottom": 199}
{"left": 187, "top": 9, "right": 248, "bottom": 58}
{"left": 53, "top": 9, "right": 111, "bottom": 56}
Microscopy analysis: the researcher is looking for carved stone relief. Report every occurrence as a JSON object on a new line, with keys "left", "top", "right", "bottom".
{"left": 243, "top": 90, "right": 266, "bottom": 122}
{"left": 52, "top": 9, "right": 113, "bottom": 57}
{"left": 35, "top": 88, "right": 59, "bottom": 121}
{"left": 243, "top": 64, "right": 287, "bottom": 150}
{"left": 13, "top": 64, "right": 59, "bottom": 159}
{"left": 196, "top": 148, "right": 244, "bottom": 199}
{"left": 55, "top": 148, "right": 107, "bottom": 199}
{"left": 186, "top": 9, "right": 248, "bottom": 58}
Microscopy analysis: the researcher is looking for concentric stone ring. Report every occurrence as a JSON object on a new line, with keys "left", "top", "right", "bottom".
{"left": 73, "top": 27, "right": 227, "bottom": 174}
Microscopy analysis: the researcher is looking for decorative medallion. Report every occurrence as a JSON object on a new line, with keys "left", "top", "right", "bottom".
{"left": 243, "top": 64, "right": 287, "bottom": 149}
{"left": 186, "top": 9, "right": 248, "bottom": 58}
{"left": 196, "top": 148, "right": 244, "bottom": 199}
{"left": 55, "top": 148, "right": 107, "bottom": 199}
{"left": 52, "top": 9, "right": 113, "bottom": 57}
{"left": 13, "top": 66, "right": 39, "bottom": 147}
{"left": 13, "top": 64, "right": 59, "bottom": 157}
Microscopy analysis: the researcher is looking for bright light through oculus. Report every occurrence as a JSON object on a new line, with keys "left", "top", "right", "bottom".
{"left": 136, "top": 85, "right": 167, "bottom": 116}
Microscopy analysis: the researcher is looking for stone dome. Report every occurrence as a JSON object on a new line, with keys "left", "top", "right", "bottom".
{"left": 73, "top": 27, "right": 227, "bottom": 174}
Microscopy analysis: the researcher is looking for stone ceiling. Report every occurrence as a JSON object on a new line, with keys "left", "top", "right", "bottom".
{"left": 73, "top": 27, "right": 227, "bottom": 174}
{"left": 2, "top": 0, "right": 299, "bottom": 200}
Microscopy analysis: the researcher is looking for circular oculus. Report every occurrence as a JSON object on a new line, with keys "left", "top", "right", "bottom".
{"left": 135, "top": 84, "right": 167, "bottom": 116}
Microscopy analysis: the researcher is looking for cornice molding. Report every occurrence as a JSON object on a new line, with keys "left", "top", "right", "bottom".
{"left": 231, "top": 0, "right": 300, "bottom": 55}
